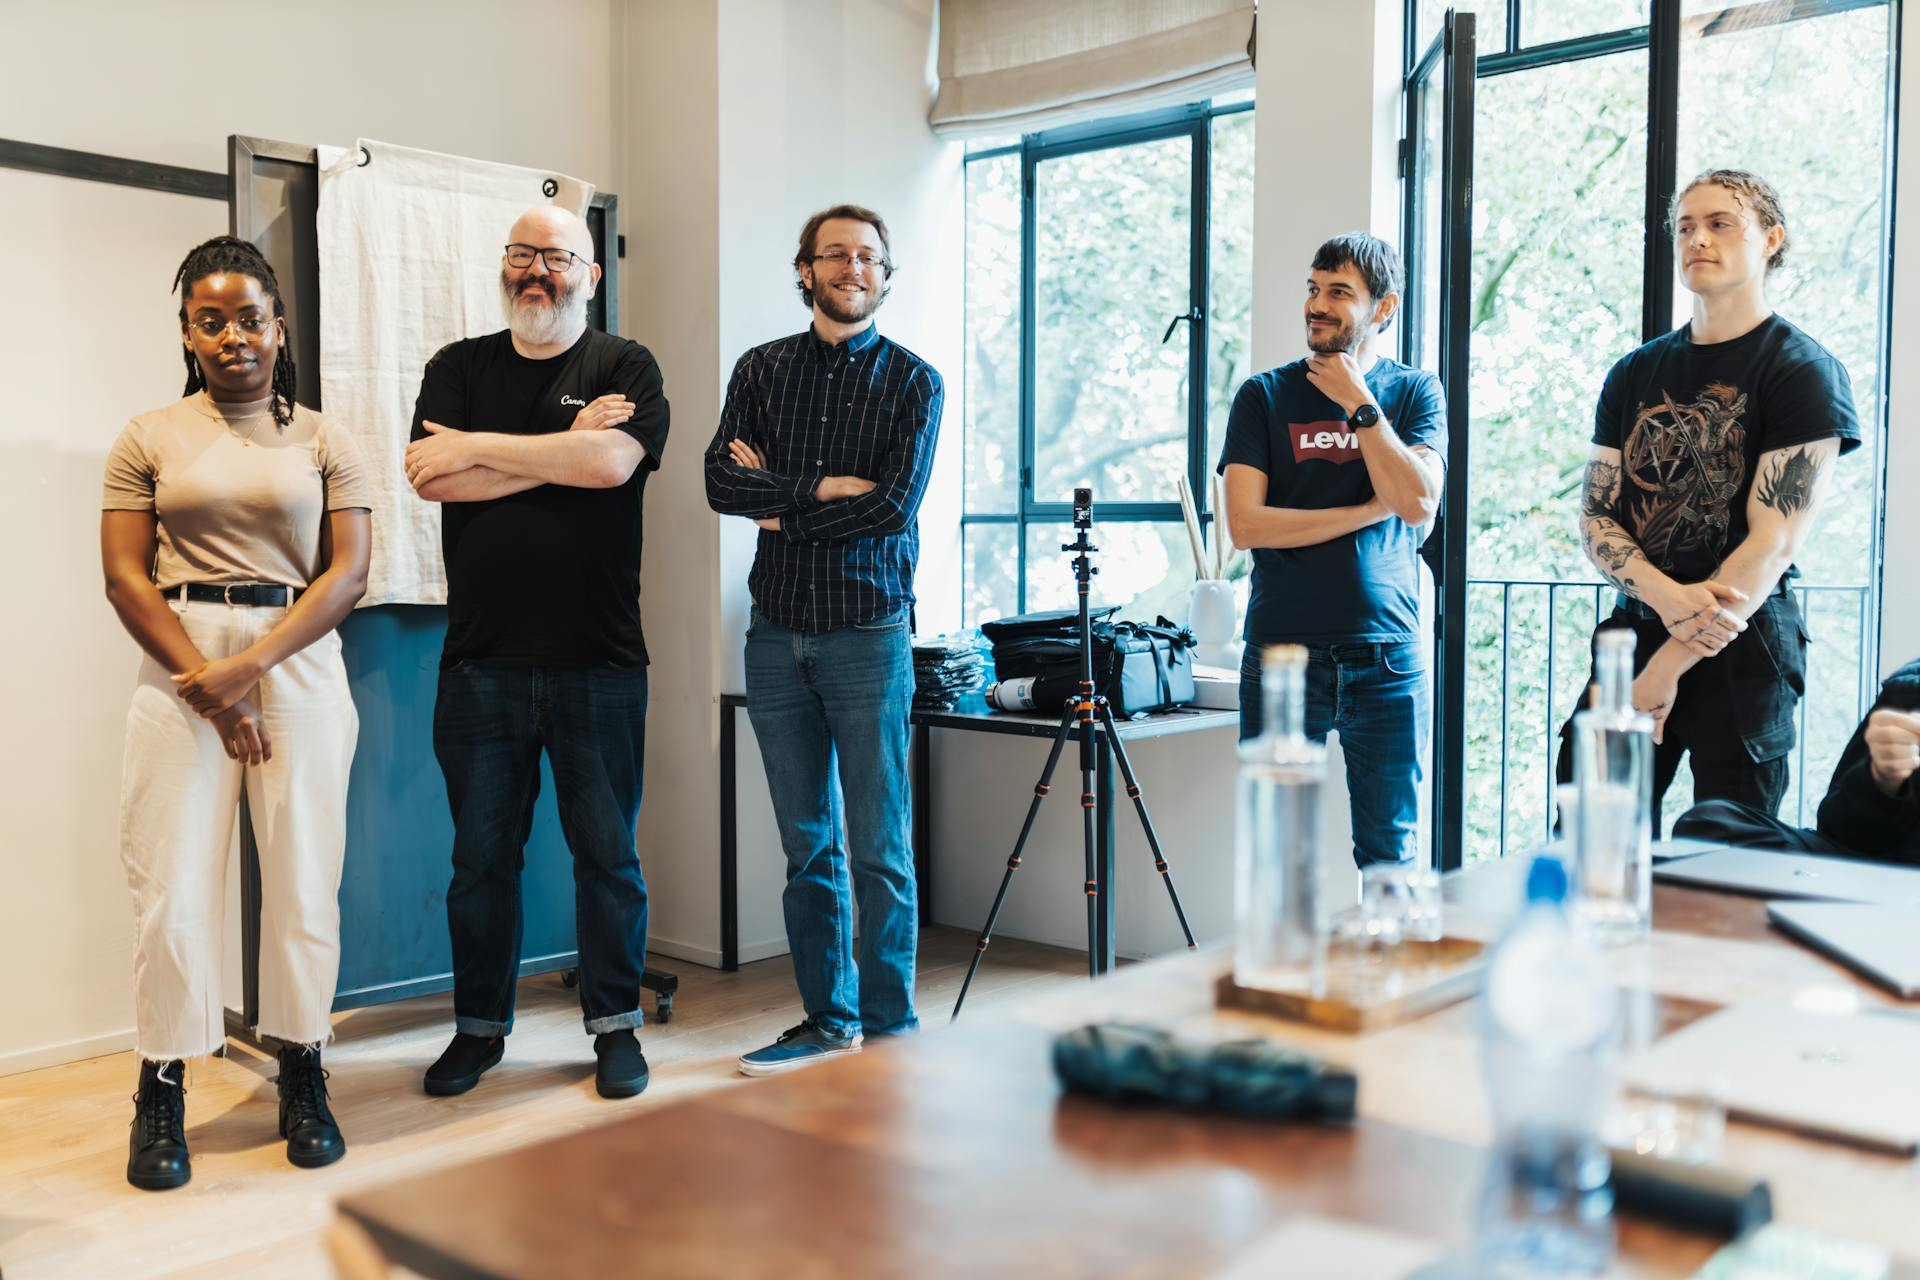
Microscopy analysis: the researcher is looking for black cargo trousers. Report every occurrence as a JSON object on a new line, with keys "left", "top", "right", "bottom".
{"left": 1554, "top": 586, "right": 1806, "bottom": 835}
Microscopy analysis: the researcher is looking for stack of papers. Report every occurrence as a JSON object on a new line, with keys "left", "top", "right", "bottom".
{"left": 911, "top": 634, "right": 989, "bottom": 711}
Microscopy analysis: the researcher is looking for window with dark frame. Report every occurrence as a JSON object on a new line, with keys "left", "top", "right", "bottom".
{"left": 1402, "top": 0, "right": 1897, "bottom": 864}
{"left": 961, "top": 95, "right": 1255, "bottom": 629}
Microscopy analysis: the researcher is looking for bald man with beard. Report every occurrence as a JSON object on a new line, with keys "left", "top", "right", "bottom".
{"left": 405, "top": 207, "right": 670, "bottom": 1100}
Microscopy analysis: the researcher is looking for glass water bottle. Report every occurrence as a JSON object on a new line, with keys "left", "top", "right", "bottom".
{"left": 1573, "top": 629, "right": 1655, "bottom": 943}
{"left": 1233, "top": 645, "right": 1328, "bottom": 990}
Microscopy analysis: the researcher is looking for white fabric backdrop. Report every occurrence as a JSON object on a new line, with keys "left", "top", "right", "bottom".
{"left": 316, "top": 138, "right": 593, "bottom": 606}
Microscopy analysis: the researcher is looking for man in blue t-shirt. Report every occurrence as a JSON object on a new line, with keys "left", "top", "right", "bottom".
{"left": 1217, "top": 232, "right": 1447, "bottom": 867}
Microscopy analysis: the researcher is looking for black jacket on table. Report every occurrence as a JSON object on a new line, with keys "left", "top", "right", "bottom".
{"left": 1818, "top": 658, "right": 1920, "bottom": 859}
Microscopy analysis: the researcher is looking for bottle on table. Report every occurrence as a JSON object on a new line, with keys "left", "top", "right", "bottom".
{"left": 1232, "top": 644, "right": 1326, "bottom": 992}
{"left": 1573, "top": 627, "right": 1655, "bottom": 942}
{"left": 1476, "top": 855, "right": 1619, "bottom": 1277}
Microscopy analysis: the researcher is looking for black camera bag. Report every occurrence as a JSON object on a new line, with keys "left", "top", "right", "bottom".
{"left": 983, "top": 610, "right": 1194, "bottom": 716}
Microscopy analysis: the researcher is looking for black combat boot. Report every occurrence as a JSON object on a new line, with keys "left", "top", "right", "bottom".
{"left": 127, "top": 1058, "right": 190, "bottom": 1191}
{"left": 276, "top": 1043, "right": 347, "bottom": 1169}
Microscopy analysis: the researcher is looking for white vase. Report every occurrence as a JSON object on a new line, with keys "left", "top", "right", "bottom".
{"left": 1187, "top": 578, "right": 1239, "bottom": 669}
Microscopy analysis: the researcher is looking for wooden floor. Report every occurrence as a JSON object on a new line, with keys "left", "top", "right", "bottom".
{"left": 0, "top": 928, "right": 1089, "bottom": 1280}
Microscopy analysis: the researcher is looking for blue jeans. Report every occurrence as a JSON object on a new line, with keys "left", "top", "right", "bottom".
{"left": 1240, "top": 642, "right": 1428, "bottom": 867}
{"left": 434, "top": 665, "right": 650, "bottom": 1036}
{"left": 744, "top": 606, "right": 918, "bottom": 1038}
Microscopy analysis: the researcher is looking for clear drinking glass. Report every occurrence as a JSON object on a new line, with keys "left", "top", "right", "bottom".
{"left": 1360, "top": 863, "right": 1444, "bottom": 943}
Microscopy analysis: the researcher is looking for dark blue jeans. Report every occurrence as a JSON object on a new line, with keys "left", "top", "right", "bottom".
{"left": 744, "top": 606, "right": 918, "bottom": 1039}
{"left": 433, "top": 665, "right": 649, "bottom": 1036}
{"left": 1240, "top": 641, "right": 1428, "bottom": 867}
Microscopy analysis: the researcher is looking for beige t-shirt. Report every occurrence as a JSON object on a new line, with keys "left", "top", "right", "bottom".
{"left": 102, "top": 393, "right": 374, "bottom": 590}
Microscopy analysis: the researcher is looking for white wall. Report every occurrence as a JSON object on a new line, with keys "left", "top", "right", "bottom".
{"left": 618, "top": 0, "right": 963, "bottom": 967}
{"left": 0, "top": 0, "right": 620, "bottom": 1075}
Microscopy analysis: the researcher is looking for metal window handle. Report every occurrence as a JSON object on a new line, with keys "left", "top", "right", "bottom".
{"left": 1161, "top": 306, "right": 1203, "bottom": 344}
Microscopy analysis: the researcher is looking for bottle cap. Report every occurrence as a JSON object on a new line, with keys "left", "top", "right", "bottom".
{"left": 1262, "top": 643, "right": 1307, "bottom": 669}
{"left": 1525, "top": 854, "right": 1569, "bottom": 904}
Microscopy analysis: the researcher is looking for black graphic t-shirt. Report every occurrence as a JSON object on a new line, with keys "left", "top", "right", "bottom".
{"left": 411, "top": 328, "right": 670, "bottom": 669}
{"left": 1592, "top": 314, "right": 1860, "bottom": 584}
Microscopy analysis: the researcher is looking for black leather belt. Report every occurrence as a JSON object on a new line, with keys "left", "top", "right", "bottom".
{"left": 171, "top": 582, "right": 301, "bottom": 607}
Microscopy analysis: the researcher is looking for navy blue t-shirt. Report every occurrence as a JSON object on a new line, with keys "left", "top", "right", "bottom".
{"left": 1216, "top": 357, "right": 1447, "bottom": 644}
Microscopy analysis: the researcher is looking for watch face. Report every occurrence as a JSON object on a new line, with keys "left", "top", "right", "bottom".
{"left": 1350, "top": 404, "right": 1380, "bottom": 429}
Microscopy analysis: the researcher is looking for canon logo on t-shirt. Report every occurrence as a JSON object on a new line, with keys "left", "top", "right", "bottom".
{"left": 1288, "top": 419, "right": 1363, "bottom": 463}
{"left": 561, "top": 395, "right": 588, "bottom": 407}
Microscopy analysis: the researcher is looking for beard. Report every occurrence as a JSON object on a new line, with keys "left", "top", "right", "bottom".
{"left": 500, "top": 269, "right": 589, "bottom": 345}
{"left": 1305, "top": 313, "right": 1364, "bottom": 354}
{"left": 813, "top": 279, "right": 884, "bottom": 326}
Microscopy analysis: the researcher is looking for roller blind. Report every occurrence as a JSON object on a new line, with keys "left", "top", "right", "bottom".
{"left": 930, "top": 0, "right": 1256, "bottom": 138}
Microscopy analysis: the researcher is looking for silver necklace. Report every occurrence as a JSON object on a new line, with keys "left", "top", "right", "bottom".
{"left": 211, "top": 396, "right": 281, "bottom": 446}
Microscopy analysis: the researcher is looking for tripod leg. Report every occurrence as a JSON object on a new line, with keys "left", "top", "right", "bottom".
{"left": 1096, "top": 700, "right": 1199, "bottom": 950}
{"left": 1079, "top": 692, "right": 1099, "bottom": 981}
{"left": 951, "top": 703, "right": 1079, "bottom": 1022}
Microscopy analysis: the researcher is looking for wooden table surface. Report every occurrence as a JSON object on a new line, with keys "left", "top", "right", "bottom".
{"left": 336, "top": 862, "right": 1920, "bottom": 1279}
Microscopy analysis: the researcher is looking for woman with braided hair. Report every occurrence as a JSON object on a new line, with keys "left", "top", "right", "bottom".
{"left": 101, "top": 235, "right": 372, "bottom": 1190}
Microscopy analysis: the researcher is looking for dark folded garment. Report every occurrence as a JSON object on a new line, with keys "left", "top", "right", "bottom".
{"left": 1052, "top": 1023, "right": 1357, "bottom": 1123}
{"left": 909, "top": 634, "right": 990, "bottom": 710}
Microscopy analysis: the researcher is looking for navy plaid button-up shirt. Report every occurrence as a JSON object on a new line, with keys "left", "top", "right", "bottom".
{"left": 704, "top": 323, "right": 945, "bottom": 634}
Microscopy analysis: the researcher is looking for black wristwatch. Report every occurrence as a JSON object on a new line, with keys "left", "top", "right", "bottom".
{"left": 1347, "top": 403, "right": 1381, "bottom": 430}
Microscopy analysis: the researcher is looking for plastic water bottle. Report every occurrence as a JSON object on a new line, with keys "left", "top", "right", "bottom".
{"left": 1573, "top": 628, "right": 1655, "bottom": 942}
{"left": 1475, "top": 856, "right": 1618, "bottom": 1276}
{"left": 1233, "top": 645, "right": 1326, "bottom": 992}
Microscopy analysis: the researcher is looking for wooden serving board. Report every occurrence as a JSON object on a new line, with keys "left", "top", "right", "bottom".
{"left": 1215, "top": 936, "right": 1489, "bottom": 1033}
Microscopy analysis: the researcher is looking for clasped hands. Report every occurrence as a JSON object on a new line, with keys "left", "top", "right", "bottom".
{"left": 1627, "top": 578, "right": 1753, "bottom": 744}
{"left": 725, "top": 438, "right": 874, "bottom": 533}
{"left": 403, "top": 394, "right": 636, "bottom": 489}
{"left": 170, "top": 656, "right": 271, "bottom": 764}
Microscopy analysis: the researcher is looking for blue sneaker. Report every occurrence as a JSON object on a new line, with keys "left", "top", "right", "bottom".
{"left": 738, "top": 1020, "right": 862, "bottom": 1077}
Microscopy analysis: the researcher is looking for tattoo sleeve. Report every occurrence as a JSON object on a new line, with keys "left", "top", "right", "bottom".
{"left": 1756, "top": 445, "right": 1824, "bottom": 517}
{"left": 1578, "top": 456, "right": 1651, "bottom": 598}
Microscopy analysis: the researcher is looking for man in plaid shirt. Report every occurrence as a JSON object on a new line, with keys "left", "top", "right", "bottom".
{"left": 705, "top": 203, "right": 944, "bottom": 1074}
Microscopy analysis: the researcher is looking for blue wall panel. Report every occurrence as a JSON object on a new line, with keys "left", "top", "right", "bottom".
{"left": 332, "top": 605, "right": 579, "bottom": 1009}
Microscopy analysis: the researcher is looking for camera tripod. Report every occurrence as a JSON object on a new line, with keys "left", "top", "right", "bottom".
{"left": 951, "top": 492, "right": 1198, "bottom": 1021}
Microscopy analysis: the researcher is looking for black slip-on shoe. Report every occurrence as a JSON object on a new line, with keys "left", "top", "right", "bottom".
{"left": 594, "top": 1030, "right": 650, "bottom": 1099}
{"left": 423, "top": 1033, "right": 504, "bottom": 1097}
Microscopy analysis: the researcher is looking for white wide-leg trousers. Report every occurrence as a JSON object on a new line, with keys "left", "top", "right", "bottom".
{"left": 118, "top": 599, "right": 358, "bottom": 1059}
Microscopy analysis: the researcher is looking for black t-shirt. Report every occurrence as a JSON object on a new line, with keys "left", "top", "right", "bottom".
{"left": 1593, "top": 314, "right": 1860, "bottom": 584}
{"left": 411, "top": 328, "right": 670, "bottom": 668}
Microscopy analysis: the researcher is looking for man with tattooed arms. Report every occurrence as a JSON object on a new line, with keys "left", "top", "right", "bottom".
{"left": 1556, "top": 169, "right": 1859, "bottom": 829}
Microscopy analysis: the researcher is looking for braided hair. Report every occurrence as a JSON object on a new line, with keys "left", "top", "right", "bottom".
{"left": 172, "top": 235, "right": 297, "bottom": 426}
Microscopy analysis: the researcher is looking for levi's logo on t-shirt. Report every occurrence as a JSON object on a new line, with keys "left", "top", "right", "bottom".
{"left": 1288, "top": 420, "right": 1363, "bottom": 463}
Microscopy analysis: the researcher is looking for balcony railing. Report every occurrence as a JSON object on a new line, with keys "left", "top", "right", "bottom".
{"left": 1464, "top": 577, "right": 1874, "bottom": 861}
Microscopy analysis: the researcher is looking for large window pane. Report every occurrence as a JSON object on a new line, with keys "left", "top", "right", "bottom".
{"left": 964, "top": 154, "right": 1021, "bottom": 515}
{"left": 1033, "top": 135, "right": 1193, "bottom": 505}
{"left": 962, "top": 521, "right": 1021, "bottom": 628}
{"left": 1023, "top": 522, "right": 1196, "bottom": 621}
{"left": 1462, "top": 50, "right": 1648, "bottom": 860}
{"left": 1675, "top": 0, "right": 1894, "bottom": 824}
{"left": 1524, "top": 0, "right": 1646, "bottom": 46}
{"left": 1207, "top": 109, "right": 1256, "bottom": 482}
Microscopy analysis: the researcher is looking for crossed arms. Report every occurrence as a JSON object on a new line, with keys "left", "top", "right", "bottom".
{"left": 1579, "top": 436, "right": 1841, "bottom": 737}
{"left": 702, "top": 357, "right": 943, "bottom": 543}
{"left": 408, "top": 393, "right": 649, "bottom": 501}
